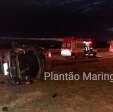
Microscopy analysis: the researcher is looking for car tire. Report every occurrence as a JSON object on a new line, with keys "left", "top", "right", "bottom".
{"left": 8, "top": 48, "right": 45, "bottom": 85}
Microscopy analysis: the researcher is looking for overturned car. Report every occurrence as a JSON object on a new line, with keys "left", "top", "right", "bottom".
{"left": 0, "top": 41, "right": 46, "bottom": 85}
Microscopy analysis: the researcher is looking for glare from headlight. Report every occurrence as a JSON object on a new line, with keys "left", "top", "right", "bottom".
{"left": 61, "top": 49, "right": 72, "bottom": 56}
{"left": 3, "top": 63, "right": 9, "bottom": 76}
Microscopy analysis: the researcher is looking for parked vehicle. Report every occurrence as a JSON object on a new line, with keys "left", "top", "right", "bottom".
{"left": 61, "top": 37, "right": 97, "bottom": 58}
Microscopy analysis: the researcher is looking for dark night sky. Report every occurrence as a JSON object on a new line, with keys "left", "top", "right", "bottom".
{"left": 0, "top": 0, "right": 113, "bottom": 39}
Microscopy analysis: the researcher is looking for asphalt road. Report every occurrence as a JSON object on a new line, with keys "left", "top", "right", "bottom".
{"left": 0, "top": 52, "right": 113, "bottom": 112}
{"left": 47, "top": 52, "right": 113, "bottom": 73}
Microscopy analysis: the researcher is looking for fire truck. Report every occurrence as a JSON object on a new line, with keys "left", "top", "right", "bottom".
{"left": 61, "top": 37, "right": 97, "bottom": 58}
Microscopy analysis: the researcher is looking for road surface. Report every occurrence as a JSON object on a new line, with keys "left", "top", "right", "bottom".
{"left": 0, "top": 52, "right": 113, "bottom": 112}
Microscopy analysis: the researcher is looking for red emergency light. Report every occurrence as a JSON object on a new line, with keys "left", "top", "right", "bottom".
{"left": 83, "top": 41, "right": 92, "bottom": 46}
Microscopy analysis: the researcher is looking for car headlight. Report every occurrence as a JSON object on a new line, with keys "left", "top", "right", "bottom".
{"left": 61, "top": 49, "right": 72, "bottom": 56}
{"left": 3, "top": 63, "right": 9, "bottom": 76}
